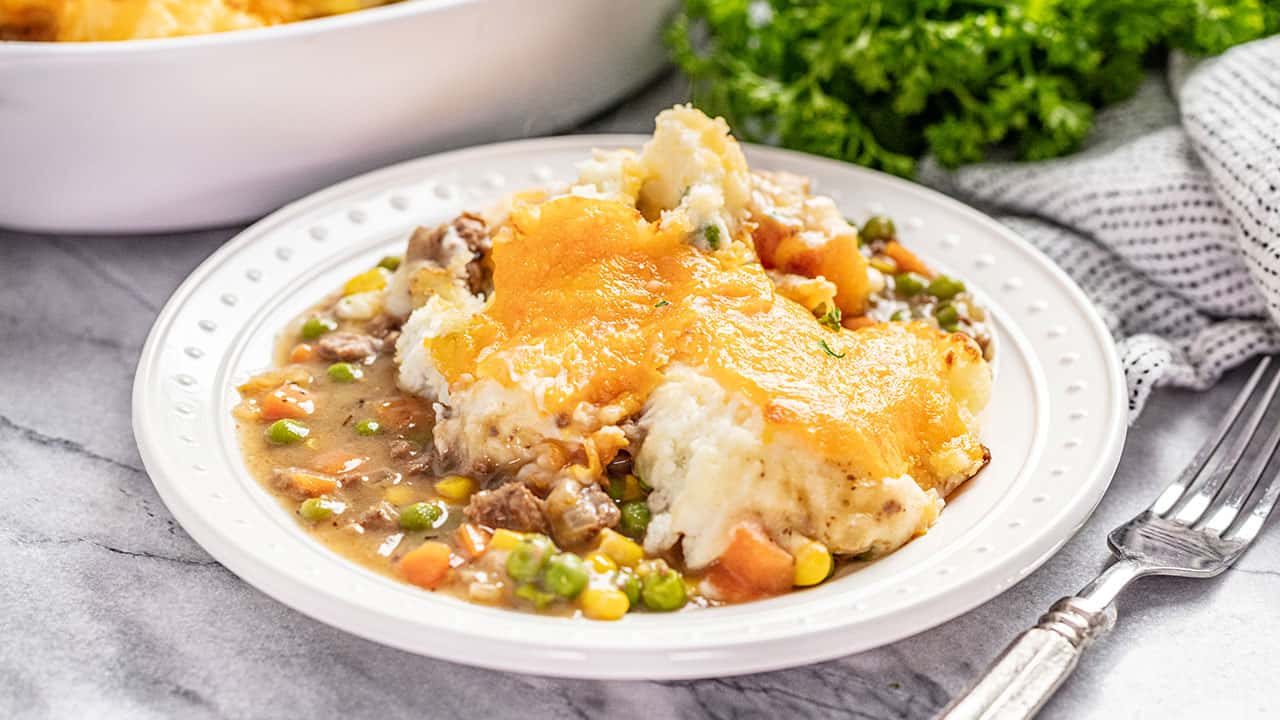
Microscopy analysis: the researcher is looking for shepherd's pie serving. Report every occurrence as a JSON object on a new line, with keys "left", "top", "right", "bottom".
{"left": 234, "top": 106, "right": 992, "bottom": 618}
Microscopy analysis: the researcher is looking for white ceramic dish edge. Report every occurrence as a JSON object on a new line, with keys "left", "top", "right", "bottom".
{"left": 0, "top": 0, "right": 677, "bottom": 234}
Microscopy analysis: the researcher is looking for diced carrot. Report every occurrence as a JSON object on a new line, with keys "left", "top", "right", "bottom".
{"left": 399, "top": 541, "right": 452, "bottom": 590}
{"left": 237, "top": 366, "right": 311, "bottom": 396}
{"left": 312, "top": 451, "right": 366, "bottom": 475}
{"left": 711, "top": 522, "right": 794, "bottom": 600}
{"left": 706, "top": 563, "right": 758, "bottom": 604}
{"left": 289, "top": 343, "right": 314, "bottom": 363}
{"left": 456, "top": 523, "right": 491, "bottom": 559}
{"left": 282, "top": 470, "right": 338, "bottom": 498}
{"left": 841, "top": 316, "right": 879, "bottom": 330}
{"left": 884, "top": 241, "right": 932, "bottom": 277}
{"left": 260, "top": 383, "right": 315, "bottom": 420}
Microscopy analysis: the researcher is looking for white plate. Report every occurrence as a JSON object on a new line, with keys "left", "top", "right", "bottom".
{"left": 0, "top": 0, "right": 675, "bottom": 234}
{"left": 133, "top": 136, "right": 1127, "bottom": 679}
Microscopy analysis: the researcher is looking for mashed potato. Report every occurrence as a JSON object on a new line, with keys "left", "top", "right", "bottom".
{"left": 391, "top": 105, "right": 991, "bottom": 581}
{"left": 637, "top": 364, "right": 951, "bottom": 568}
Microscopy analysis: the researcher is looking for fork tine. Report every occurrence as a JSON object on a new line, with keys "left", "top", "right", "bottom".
{"left": 1150, "top": 357, "right": 1273, "bottom": 516}
{"left": 1170, "top": 361, "right": 1280, "bottom": 525}
{"left": 1223, "top": 452, "right": 1280, "bottom": 544}
{"left": 1202, "top": 378, "right": 1280, "bottom": 534}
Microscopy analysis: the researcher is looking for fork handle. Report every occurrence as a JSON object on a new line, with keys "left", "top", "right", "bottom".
{"left": 937, "top": 597, "right": 1115, "bottom": 720}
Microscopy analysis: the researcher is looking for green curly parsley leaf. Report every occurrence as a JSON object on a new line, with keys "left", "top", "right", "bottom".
{"left": 819, "top": 338, "right": 846, "bottom": 358}
{"left": 817, "top": 304, "right": 843, "bottom": 331}
{"left": 669, "top": 0, "right": 1274, "bottom": 175}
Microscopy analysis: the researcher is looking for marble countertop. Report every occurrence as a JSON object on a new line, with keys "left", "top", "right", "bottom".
{"left": 3, "top": 76, "right": 1277, "bottom": 720}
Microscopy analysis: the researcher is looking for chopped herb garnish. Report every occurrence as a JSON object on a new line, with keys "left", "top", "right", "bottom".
{"left": 655, "top": 300, "right": 670, "bottom": 308}
{"left": 819, "top": 339, "right": 845, "bottom": 358}
{"left": 817, "top": 304, "right": 842, "bottom": 331}
{"left": 703, "top": 224, "right": 721, "bottom": 250}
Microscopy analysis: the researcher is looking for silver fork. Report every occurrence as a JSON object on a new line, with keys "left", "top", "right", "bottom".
{"left": 940, "top": 356, "right": 1280, "bottom": 720}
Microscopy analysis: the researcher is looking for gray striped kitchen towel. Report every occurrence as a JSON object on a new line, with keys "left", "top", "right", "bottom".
{"left": 921, "top": 36, "right": 1280, "bottom": 421}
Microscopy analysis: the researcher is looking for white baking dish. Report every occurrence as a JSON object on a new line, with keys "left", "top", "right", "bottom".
{"left": 0, "top": 0, "right": 676, "bottom": 233}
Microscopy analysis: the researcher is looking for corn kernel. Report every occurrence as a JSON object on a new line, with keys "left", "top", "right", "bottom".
{"left": 489, "top": 528, "right": 528, "bottom": 551}
{"left": 868, "top": 257, "right": 898, "bottom": 274}
{"left": 580, "top": 587, "right": 629, "bottom": 621}
{"left": 585, "top": 551, "right": 618, "bottom": 573}
{"left": 596, "top": 528, "right": 644, "bottom": 568}
{"left": 621, "top": 474, "right": 645, "bottom": 502}
{"left": 383, "top": 485, "right": 416, "bottom": 506}
{"left": 793, "top": 540, "right": 833, "bottom": 587}
{"left": 434, "top": 475, "right": 476, "bottom": 502}
{"left": 343, "top": 267, "right": 390, "bottom": 296}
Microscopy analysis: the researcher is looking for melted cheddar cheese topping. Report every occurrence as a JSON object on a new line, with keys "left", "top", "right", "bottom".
{"left": 429, "top": 194, "right": 987, "bottom": 489}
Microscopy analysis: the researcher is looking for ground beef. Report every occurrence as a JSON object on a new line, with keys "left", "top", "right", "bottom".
{"left": 405, "top": 455, "right": 434, "bottom": 476}
{"left": 388, "top": 440, "right": 417, "bottom": 460}
{"left": 316, "top": 332, "right": 382, "bottom": 361}
{"left": 271, "top": 467, "right": 329, "bottom": 500}
{"left": 357, "top": 501, "right": 400, "bottom": 531}
{"left": 544, "top": 479, "right": 620, "bottom": 547}
{"left": 364, "top": 314, "right": 403, "bottom": 341}
{"left": 405, "top": 212, "right": 493, "bottom": 296}
{"left": 464, "top": 483, "right": 549, "bottom": 534}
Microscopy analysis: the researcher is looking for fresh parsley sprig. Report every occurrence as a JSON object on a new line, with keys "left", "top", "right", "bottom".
{"left": 819, "top": 338, "right": 846, "bottom": 358}
{"left": 669, "top": 0, "right": 1275, "bottom": 176}
{"left": 817, "top": 304, "right": 842, "bottom": 331}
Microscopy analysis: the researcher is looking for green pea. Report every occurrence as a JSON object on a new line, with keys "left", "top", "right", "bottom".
{"left": 326, "top": 362, "right": 363, "bottom": 383}
{"left": 703, "top": 224, "right": 722, "bottom": 250}
{"left": 927, "top": 274, "right": 966, "bottom": 300}
{"left": 606, "top": 477, "right": 626, "bottom": 502}
{"left": 506, "top": 536, "right": 555, "bottom": 582}
{"left": 894, "top": 272, "right": 927, "bottom": 297}
{"left": 640, "top": 568, "right": 687, "bottom": 612}
{"left": 354, "top": 418, "right": 381, "bottom": 436}
{"left": 542, "top": 553, "right": 589, "bottom": 598}
{"left": 890, "top": 309, "right": 908, "bottom": 322}
{"left": 515, "top": 583, "right": 556, "bottom": 610}
{"left": 399, "top": 502, "right": 444, "bottom": 531}
{"left": 378, "top": 255, "right": 403, "bottom": 272}
{"left": 861, "top": 215, "right": 896, "bottom": 243}
{"left": 616, "top": 568, "right": 641, "bottom": 607}
{"left": 934, "top": 303, "right": 960, "bottom": 331}
{"left": 618, "top": 501, "right": 651, "bottom": 540}
{"left": 300, "top": 316, "right": 337, "bottom": 340}
{"left": 299, "top": 497, "right": 343, "bottom": 522}
{"left": 266, "top": 418, "right": 309, "bottom": 445}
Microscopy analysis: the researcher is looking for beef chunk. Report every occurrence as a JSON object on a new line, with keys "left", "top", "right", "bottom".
{"left": 271, "top": 467, "right": 337, "bottom": 500}
{"left": 358, "top": 501, "right": 400, "bottom": 531}
{"left": 389, "top": 440, "right": 417, "bottom": 460}
{"left": 544, "top": 478, "right": 620, "bottom": 547}
{"left": 405, "top": 212, "right": 493, "bottom": 296}
{"left": 464, "top": 483, "right": 549, "bottom": 534}
{"left": 364, "top": 314, "right": 403, "bottom": 340}
{"left": 316, "top": 332, "right": 381, "bottom": 361}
